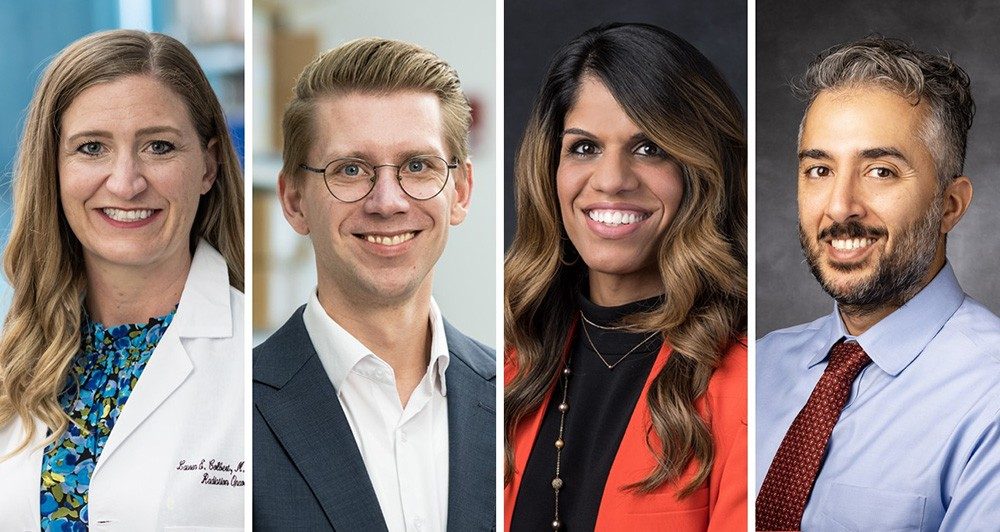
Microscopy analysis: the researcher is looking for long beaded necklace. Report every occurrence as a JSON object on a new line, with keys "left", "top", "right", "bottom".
{"left": 550, "top": 360, "right": 571, "bottom": 530}
{"left": 549, "top": 312, "right": 662, "bottom": 529}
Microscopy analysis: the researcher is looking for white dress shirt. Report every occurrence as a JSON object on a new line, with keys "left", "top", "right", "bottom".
{"left": 303, "top": 291, "right": 450, "bottom": 532}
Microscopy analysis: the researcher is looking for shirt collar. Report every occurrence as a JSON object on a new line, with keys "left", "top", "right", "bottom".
{"left": 427, "top": 298, "right": 450, "bottom": 395}
{"left": 303, "top": 290, "right": 450, "bottom": 395}
{"left": 171, "top": 239, "right": 233, "bottom": 339}
{"left": 808, "top": 262, "right": 965, "bottom": 375}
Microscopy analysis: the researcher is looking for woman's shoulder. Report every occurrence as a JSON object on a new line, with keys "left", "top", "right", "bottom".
{"left": 0, "top": 414, "right": 44, "bottom": 457}
{"left": 503, "top": 346, "right": 518, "bottom": 385}
{"left": 713, "top": 339, "right": 747, "bottom": 385}
{"left": 705, "top": 338, "right": 748, "bottom": 419}
{"left": 228, "top": 285, "right": 245, "bottom": 315}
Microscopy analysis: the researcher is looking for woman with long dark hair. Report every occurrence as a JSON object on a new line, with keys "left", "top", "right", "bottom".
{"left": 504, "top": 23, "right": 746, "bottom": 530}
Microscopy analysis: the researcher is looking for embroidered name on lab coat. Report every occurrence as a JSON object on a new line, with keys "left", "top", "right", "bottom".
{"left": 176, "top": 458, "right": 246, "bottom": 487}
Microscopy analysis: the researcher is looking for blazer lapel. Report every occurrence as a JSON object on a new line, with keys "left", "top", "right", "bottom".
{"left": 94, "top": 242, "right": 230, "bottom": 476}
{"left": 255, "top": 309, "right": 388, "bottom": 532}
{"left": 94, "top": 332, "right": 192, "bottom": 477}
{"left": 444, "top": 321, "right": 496, "bottom": 531}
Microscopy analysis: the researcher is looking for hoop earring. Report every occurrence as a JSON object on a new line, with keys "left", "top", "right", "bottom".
{"left": 558, "top": 243, "right": 579, "bottom": 267}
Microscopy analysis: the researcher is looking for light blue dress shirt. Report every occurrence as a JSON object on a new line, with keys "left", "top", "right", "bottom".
{"left": 757, "top": 263, "right": 1000, "bottom": 531}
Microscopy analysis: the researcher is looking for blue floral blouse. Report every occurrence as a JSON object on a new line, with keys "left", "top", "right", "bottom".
{"left": 40, "top": 309, "right": 175, "bottom": 531}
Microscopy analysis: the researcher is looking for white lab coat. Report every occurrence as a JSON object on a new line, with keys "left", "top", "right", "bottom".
{"left": 0, "top": 241, "right": 244, "bottom": 531}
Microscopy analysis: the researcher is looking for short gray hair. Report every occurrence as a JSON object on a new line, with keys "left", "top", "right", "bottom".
{"left": 798, "top": 36, "right": 975, "bottom": 185}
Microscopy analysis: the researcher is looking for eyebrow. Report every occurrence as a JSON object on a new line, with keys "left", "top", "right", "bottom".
{"left": 859, "top": 147, "right": 910, "bottom": 164}
{"left": 798, "top": 148, "right": 831, "bottom": 160}
{"left": 561, "top": 128, "right": 649, "bottom": 145}
{"left": 63, "top": 126, "right": 185, "bottom": 144}
{"left": 325, "top": 147, "right": 446, "bottom": 163}
{"left": 798, "top": 146, "right": 911, "bottom": 165}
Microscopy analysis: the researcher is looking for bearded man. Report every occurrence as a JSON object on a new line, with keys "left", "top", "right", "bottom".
{"left": 755, "top": 36, "right": 1000, "bottom": 531}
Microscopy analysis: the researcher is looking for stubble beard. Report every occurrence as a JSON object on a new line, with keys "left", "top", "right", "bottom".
{"left": 799, "top": 197, "right": 943, "bottom": 317}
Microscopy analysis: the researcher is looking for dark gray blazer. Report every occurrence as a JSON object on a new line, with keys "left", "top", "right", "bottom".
{"left": 253, "top": 306, "right": 496, "bottom": 531}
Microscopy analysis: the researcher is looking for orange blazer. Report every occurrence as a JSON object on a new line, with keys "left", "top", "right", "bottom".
{"left": 504, "top": 339, "right": 747, "bottom": 531}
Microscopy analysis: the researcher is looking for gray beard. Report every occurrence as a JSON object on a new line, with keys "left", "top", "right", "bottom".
{"left": 799, "top": 199, "right": 943, "bottom": 317}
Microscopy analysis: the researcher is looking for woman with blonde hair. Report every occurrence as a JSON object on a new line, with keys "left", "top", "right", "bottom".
{"left": 0, "top": 29, "right": 244, "bottom": 529}
{"left": 504, "top": 23, "right": 746, "bottom": 530}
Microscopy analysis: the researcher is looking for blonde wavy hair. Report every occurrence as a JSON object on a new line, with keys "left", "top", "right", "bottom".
{"left": 505, "top": 23, "right": 746, "bottom": 496}
{"left": 0, "top": 29, "right": 244, "bottom": 455}
{"left": 280, "top": 37, "right": 472, "bottom": 179}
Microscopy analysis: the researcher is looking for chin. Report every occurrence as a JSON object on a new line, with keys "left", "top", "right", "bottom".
{"left": 817, "top": 268, "right": 878, "bottom": 298}
{"left": 84, "top": 236, "right": 192, "bottom": 271}
{"left": 85, "top": 244, "right": 160, "bottom": 268}
{"left": 356, "top": 271, "right": 429, "bottom": 303}
{"left": 578, "top": 248, "right": 651, "bottom": 276}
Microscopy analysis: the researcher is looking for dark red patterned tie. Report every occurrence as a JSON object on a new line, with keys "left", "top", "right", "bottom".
{"left": 756, "top": 341, "right": 872, "bottom": 531}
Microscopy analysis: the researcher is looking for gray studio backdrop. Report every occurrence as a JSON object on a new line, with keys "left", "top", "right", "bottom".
{"left": 503, "top": 0, "right": 747, "bottom": 250}
{"left": 757, "top": 0, "right": 1000, "bottom": 335}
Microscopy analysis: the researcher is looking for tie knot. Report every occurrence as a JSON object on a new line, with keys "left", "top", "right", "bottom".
{"left": 829, "top": 340, "right": 872, "bottom": 377}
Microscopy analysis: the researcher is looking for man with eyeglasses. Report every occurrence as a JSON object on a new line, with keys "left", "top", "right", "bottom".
{"left": 253, "top": 38, "right": 495, "bottom": 531}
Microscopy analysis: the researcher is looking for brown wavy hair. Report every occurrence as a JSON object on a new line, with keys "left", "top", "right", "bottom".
{"left": 0, "top": 29, "right": 244, "bottom": 456}
{"left": 504, "top": 23, "right": 746, "bottom": 496}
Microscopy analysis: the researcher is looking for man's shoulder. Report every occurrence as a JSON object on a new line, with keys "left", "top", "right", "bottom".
{"left": 757, "top": 314, "right": 832, "bottom": 352}
{"left": 949, "top": 295, "right": 1000, "bottom": 336}
{"left": 253, "top": 305, "right": 314, "bottom": 387}
{"left": 754, "top": 314, "right": 835, "bottom": 377}
{"left": 938, "top": 295, "right": 1000, "bottom": 364}
{"left": 442, "top": 319, "right": 496, "bottom": 382}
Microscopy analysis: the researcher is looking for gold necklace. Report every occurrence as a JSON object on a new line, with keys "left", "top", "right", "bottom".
{"left": 550, "top": 361, "right": 571, "bottom": 529}
{"left": 581, "top": 316, "right": 660, "bottom": 370}
{"left": 579, "top": 311, "right": 630, "bottom": 331}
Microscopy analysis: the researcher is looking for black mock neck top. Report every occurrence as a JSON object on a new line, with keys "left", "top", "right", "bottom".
{"left": 510, "top": 293, "right": 664, "bottom": 531}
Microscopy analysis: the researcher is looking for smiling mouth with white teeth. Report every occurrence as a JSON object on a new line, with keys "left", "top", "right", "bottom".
{"left": 587, "top": 209, "right": 649, "bottom": 226}
{"left": 102, "top": 208, "right": 156, "bottom": 222}
{"left": 830, "top": 237, "right": 877, "bottom": 251}
{"left": 362, "top": 232, "right": 416, "bottom": 246}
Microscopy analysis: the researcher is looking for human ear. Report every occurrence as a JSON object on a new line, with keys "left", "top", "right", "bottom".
{"left": 940, "top": 175, "right": 973, "bottom": 233}
{"left": 278, "top": 172, "right": 310, "bottom": 236}
{"left": 201, "top": 138, "right": 219, "bottom": 194}
{"left": 450, "top": 159, "right": 473, "bottom": 225}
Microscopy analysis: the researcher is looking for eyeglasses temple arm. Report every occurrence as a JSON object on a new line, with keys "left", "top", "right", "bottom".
{"left": 298, "top": 163, "right": 326, "bottom": 174}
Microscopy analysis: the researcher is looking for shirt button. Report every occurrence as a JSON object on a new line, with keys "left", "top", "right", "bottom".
{"left": 414, "top": 517, "right": 424, "bottom": 530}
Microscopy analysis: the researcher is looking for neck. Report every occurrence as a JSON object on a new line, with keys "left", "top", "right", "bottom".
{"left": 316, "top": 279, "right": 433, "bottom": 406}
{"left": 588, "top": 268, "right": 662, "bottom": 306}
{"left": 84, "top": 252, "right": 191, "bottom": 326}
{"left": 838, "top": 306, "right": 893, "bottom": 336}
{"left": 839, "top": 255, "right": 947, "bottom": 336}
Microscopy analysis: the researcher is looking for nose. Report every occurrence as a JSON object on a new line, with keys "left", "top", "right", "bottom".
{"left": 824, "top": 174, "right": 866, "bottom": 223}
{"left": 589, "top": 151, "right": 639, "bottom": 194}
{"left": 104, "top": 152, "right": 147, "bottom": 200}
{"left": 363, "top": 166, "right": 410, "bottom": 216}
